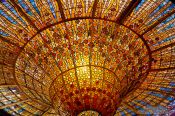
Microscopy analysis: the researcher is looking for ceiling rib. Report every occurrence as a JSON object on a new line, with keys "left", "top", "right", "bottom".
{"left": 0, "top": 84, "right": 17, "bottom": 88}
{"left": 140, "top": 88, "right": 175, "bottom": 96}
{"left": 141, "top": 88, "right": 175, "bottom": 107}
{"left": 92, "top": 0, "right": 99, "bottom": 17}
{"left": 151, "top": 42, "right": 175, "bottom": 53}
{"left": 39, "top": 107, "right": 52, "bottom": 116}
{"left": 116, "top": 0, "right": 141, "bottom": 24}
{"left": 56, "top": 0, "right": 65, "bottom": 20}
{"left": 9, "top": 0, "right": 38, "bottom": 31}
{"left": 130, "top": 101, "right": 153, "bottom": 114}
{"left": 0, "top": 35, "right": 21, "bottom": 48}
{"left": 138, "top": 88, "right": 175, "bottom": 107}
{"left": 0, "top": 99, "right": 30, "bottom": 109}
{"left": 124, "top": 102, "right": 143, "bottom": 115}
{"left": 142, "top": 9, "right": 175, "bottom": 35}
{"left": 141, "top": 89, "right": 174, "bottom": 107}
{"left": 150, "top": 67, "right": 175, "bottom": 72}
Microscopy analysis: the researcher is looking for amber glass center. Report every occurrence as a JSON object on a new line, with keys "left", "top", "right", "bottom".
{"left": 50, "top": 66, "right": 120, "bottom": 115}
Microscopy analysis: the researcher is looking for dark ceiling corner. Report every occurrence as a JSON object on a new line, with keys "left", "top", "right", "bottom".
{"left": 170, "top": 0, "right": 175, "bottom": 4}
{"left": 0, "top": 109, "right": 11, "bottom": 116}
{"left": 0, "top": 0, "right": 5, "bottom": 3}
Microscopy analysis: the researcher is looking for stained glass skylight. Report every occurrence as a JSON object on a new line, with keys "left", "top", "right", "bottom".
{"left": 0, "top": 0, "right": 175, "bottom": 116}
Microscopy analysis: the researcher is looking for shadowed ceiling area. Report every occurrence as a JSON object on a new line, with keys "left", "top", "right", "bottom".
{"left": 0, "top": 0, "right": 175, "bottom": 115}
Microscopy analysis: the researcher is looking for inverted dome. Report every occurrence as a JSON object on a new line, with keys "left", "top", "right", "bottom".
{"left": 15, "top": 19, "right": 149, "bottom": 115}
{"left": 0, "top": 0, "right": 175, "bottom": 115}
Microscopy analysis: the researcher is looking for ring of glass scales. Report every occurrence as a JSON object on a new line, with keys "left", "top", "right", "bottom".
{"left": 15, "top": 19, "right": 150, "bottom": 115}
{"left": 77, "top": 110, "right": 100, "bottom": 116}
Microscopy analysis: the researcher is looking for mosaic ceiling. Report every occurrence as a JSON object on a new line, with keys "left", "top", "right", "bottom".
{"left": 0, "top": 0, "right": 175, "bottom": 115}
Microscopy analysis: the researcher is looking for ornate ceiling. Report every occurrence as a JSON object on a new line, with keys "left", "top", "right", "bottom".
{"left": 0, "top": 0, "right": 175, "bottom": 115}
